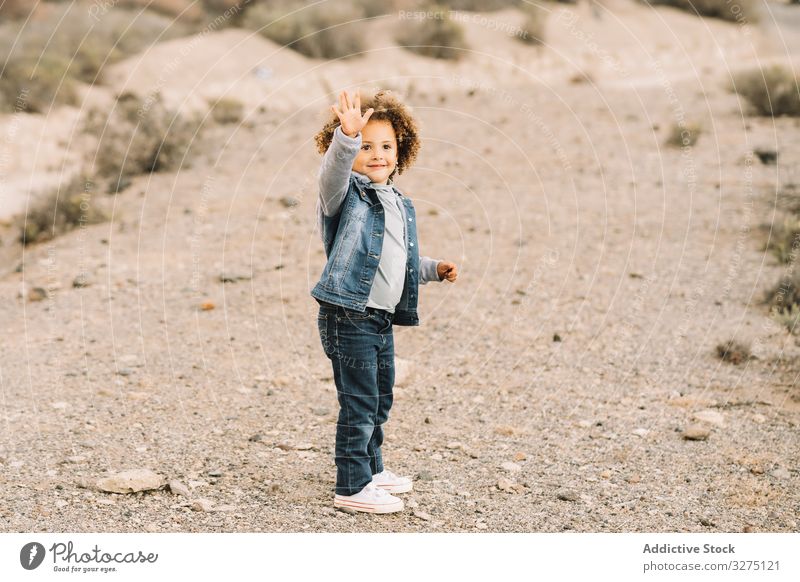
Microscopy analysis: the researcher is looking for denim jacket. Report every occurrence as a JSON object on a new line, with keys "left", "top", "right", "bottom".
{"left": 311, "top": 126, "right": 441, "bottom": 326}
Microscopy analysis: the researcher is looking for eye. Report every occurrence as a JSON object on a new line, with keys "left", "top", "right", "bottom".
{"left": 383, "top": 144, "right": 391, "bottom": 149}
{"left": 362, "top": 145, "right": 370, "bottom": 150}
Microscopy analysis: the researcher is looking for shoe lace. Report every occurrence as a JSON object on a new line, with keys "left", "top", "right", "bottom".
{"left": 365, "top": 482, "right": 389, "bottom": 497}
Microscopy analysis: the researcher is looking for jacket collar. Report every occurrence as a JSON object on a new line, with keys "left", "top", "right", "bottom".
{"left": 352, "top": 171, "right": 403, "bottom": 198}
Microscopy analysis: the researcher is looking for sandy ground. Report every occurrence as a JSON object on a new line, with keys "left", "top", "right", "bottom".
{"left": 0, "top": 2, "right": 799, "bottom": 532}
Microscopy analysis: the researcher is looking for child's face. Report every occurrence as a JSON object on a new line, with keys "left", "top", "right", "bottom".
{"left": 352, "top": 120, "right": 397, "bottom": 185}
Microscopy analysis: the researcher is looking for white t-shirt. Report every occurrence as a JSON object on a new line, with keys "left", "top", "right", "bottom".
{"left": 365, "top": 182, "right": 408, "bottom": 313}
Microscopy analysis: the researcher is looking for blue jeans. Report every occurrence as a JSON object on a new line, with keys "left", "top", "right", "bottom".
{"left": 316, "top": 300, "right": 395, "bottom": 496}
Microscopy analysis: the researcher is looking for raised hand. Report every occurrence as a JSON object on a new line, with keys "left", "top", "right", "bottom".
{"left": 330, "top": 89, "right": 374, "bottom": 138}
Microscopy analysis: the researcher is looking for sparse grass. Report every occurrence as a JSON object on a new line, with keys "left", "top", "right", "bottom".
{"left": 0, "top": 4, "right": 189, "bottom": 112}
{"left": 84, "top": 92, "right": 204, "bottom": 193}
{"left": 18, "top": 174, "right": 107, "bottom": 246}
{"left": 716, "top": 339, "right": 752, "bottom": 364}
{"left": 642, "top": 0, "right": 760, "bottom": 23}
{"left": 731, "top": 65, "right": 800, "bottom": 117}
{"left": 763, "top": 215, "right": 800, "bottom": 264}
{"left": 764, "top": 271, "right": 800, "bottom": 316}
{"left": 435, "top": 0, "right": 520, "bottom": 9}
{"left": 210, "top": 97, "right": 244, "bottom": 124}
{"left": 771, "top": 303, "right": 800, "bottom": 335}
{"left": 665, "top": 121, "right": 702, "bottom": 147}
{"left": 396, "top": 4, "right": 468, "bottom": 60}
{"left": 516, "top": 3, "right": 547, "bottom": 45}
{"left": 243, "top": 1, "right": 366, "bottom": 59}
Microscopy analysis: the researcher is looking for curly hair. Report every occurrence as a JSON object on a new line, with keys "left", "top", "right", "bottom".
{"left": 314, "top": 90, "right": 421, "bottom": 179}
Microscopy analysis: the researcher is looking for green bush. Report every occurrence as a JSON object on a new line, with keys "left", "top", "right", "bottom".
{"left": 731, "top": 65, "right": 800, "bottom": 117}
{"left": 243, "top": 1, "right": 366, "bottom": 59}
{"left": 642, "top": 0, "right": 759, "bottom": 23}
{"left": 396, "top": 5, "right": 468, "bottom": 60}
{"left": 84, "top": 93, "right": 204, "bottom": 192}
{"left": 19, "top": 174, "right": 107, "bottom": 245}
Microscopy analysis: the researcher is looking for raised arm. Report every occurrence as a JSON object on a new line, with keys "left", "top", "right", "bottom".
{"left": 419, "top": 255, "right": 442, "bottom": 285}
{"left": 319, "top": 90, "right": 374, "bottom": 217}
{"left": 318, "top": 126, "right": 361, "bottom": 217}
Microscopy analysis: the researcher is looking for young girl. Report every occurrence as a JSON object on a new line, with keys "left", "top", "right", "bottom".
{"left": 311, "top": 89, "right": 458, "bottom": 514}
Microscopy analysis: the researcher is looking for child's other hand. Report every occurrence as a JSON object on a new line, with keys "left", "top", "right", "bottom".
{"left": 330, "top": 89, "right": 374, "bottom": 138}
{"left": 437, "top": 261, "right": 458, "bottom": 282}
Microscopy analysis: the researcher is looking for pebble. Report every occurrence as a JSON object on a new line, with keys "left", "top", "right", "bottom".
{"left": 96, "top": 469, "right": 165, "bottom": 494}
{"left": 513, "top": 452, "right": 527, "bottom": 461}
{"left": 626, "top": 474, "right": 641, "bottom": 484}
{"left": 417, "top": 470, "right": 434, "bottom": 481}
{"left": 475, "top": 521, "right": 488, "bottom": 530}
{"left": 682, "top": 425, "right": 710, "bottom": 441}
{"left": 692, "top": 409, "right": 725, "bottom": 427}
{"left": 771, "top": 468, "right": 790, "bottom": 480}
{"left": 312, "top": 407, "right": 330, "bottom": 416}
{"left": 208, "top": 470, "right": 223, "bottom": 477}
{"left": 190, "top": 499, "right": 215, "bottom": 512}
{"left": 431, "top": 453, "right": 443, "bottom": 461}
{"left": 500, "top": 462, "right": 521, "bottom": 472}
{"left": 556, "top": 488, "right": 579, "bottom": 502}
{"left": 497, "top": 477, "right": 516, "bottom": 493}
{"left": 406, "top": 499, "right": 419, "bottom": 509}
{"left": 168, "top": 480, "right": 190, "bottom": 497}
{"left": 413, "top": 511, "right": 431, "bottom": 521}
{"left": 445, "top": 442, "right": 463, "bottom": 450}
{"left": 632, "top": 428, "right": 649, "bottom": 438}
{"left": 72, "top": 274, "right": 91, "bottom": 288}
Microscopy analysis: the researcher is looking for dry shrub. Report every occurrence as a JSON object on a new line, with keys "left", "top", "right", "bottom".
{"left": 0, "top": 4, "right": 189, "bottom": 112}
{"left": 762, "top": 215, "right": 800, "bottom": 264}
{"left": 517, "top": 3, "right": 547, "bottom": 45}
{"left": 243, "top": 1, "right": 365, "bottom": 59}
{"left": 665, "top": 121, "right": 702, "bottom": 147}
{"left": 210, "top": 97, "right": 244, "bottom": 124}
{"left": 84, "top": 92, "right": 204, "bottom": 192}
{"left": 731, "top": 65, "right": 800, "bottom": 117}
{"left": 18, "top": 174, "right": 107, "bottom": 245}
{"left": 642, "top": 0, "right": 759, "bottom": 23}
{"left": 396, "top": 5, "right": 468, "bottom": 60}
{"left": 715, "top": 339, "right": 752, "bottom": 364}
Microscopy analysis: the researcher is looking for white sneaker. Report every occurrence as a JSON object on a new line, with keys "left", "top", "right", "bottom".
{"left": 333, "top": 482, "right": 404, "bottom": 514}
{"left": 371, "top": 469, "right": 413, "bottom": 494}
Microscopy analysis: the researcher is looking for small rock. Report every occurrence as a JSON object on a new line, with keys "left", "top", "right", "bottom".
{"left": 513, "top": 452, "right": 527, "bottom": 462}
{"left": 431, "top": 453, "right": 443, "bottom": 461}
{"left": 321, "top": 507, "right": 336, "bottom": 516}
{"left": 625, "top": 474, "right": 641, "bottom": 484}
{"left": 294, "top": 443, "right": 315, "bottom": 451}
{"left": 500, "top": 462, "right": 521, "bottom": 472}
{"left": 682, "top": 424, "right": 710, "bottom": 441}
{"left": 168, "top": 480, "right": 190, "bottom": 497}
{"left": 219, "top": 272, "right": 252, "bottom": 283}
{"left": 754, "top": 148, "right": 777, "bottom": 165}
{"left": 553, "top": 333, "right": 562, "bottom": 342}
{"left": 699, "top": 517, "right": 716, "bottom": 527}
{"left": 280, "top": 196, "right": 299, "bottom": 208}
{"left": 494, "top": 425, "right": 515, "bottom": 436}
{"left": 413, "top": 511, "right": 431, "bottom": 521}
{"left": 406, "top": 498, "right": 419, "bottom": 509}
{"left": 311, "top": 407, "right": 330, "bottom": 416}
{"left": 28, "top": 287, "right": 48, "bottom": 302}
{"left": 475, "top": 521, "right": 488, "bottom": 530}
{"left": 556, "top": 488, "right": 578, "bottom": 502}
{"left": 417, "top": 470, "right": 434, "bottom": 481}
{"left": 72, "top": 274, "right": 91, "bottom": 288}
{"left": 771, "top": 468, "right": 791, "bottom": 480}
{"left": 692, "top": 409, "right": 725, "bottom": 427}
{"left": 96, "top": 469, "right": 166, "bottom": 494}
{"left": 577, "top": 420, "right": 592, "bottom": 428}
{"left": 117, "top": 368, "right": 133, "bottom": 377}
{"left": 190, "top": 499, "right": 215, "bottom": 512}
{"left": 199, "top": 301, "right": 215, "bottom": 311}
{"left": 208, "top": 470, "right": 223, "bottom": 478}
{"left": 248, "top": 434, "right": 264, "bottom": 442}
{"left": 752, "top": 413, "right": 766, "bottom": 424}
{"left": 497, "top": 477, "right": 516, "bottom": 493}
{"left": 445, "top": 442, "right": 463, "bottom": 450}
{"left": 632, "top": 428, "right": 649, "bottom": 438}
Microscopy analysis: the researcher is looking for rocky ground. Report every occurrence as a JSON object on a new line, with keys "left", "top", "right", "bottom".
{"left": 0, "top": 2, "right": 798, "bottom": 533}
